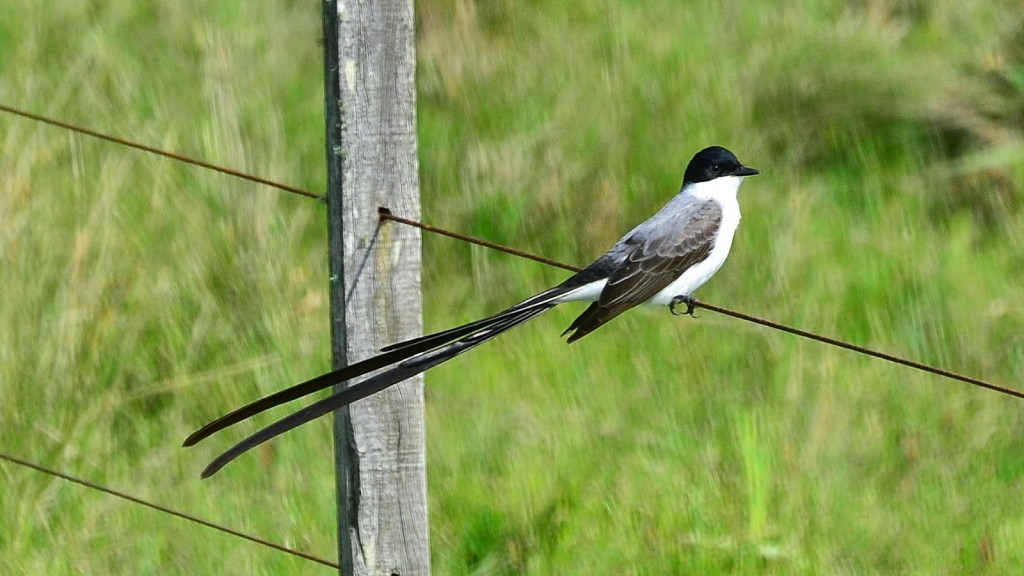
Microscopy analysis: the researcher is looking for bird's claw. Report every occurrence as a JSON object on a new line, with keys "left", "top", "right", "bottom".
{"left": 669, "top": 295, "right": 699, "bottom": 317}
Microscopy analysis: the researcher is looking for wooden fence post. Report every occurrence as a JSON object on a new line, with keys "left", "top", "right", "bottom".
{"left": 321, "top": 1, "right": 429, "bottom": 575}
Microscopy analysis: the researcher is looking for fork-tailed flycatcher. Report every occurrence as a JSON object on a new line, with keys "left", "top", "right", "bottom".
{"left": 186, "top": 145, "right": 758, "bottom": 477}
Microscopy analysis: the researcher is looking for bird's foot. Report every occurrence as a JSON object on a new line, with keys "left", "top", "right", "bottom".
{"left": 669, "top": 295, "right": 699, "bottom": 318}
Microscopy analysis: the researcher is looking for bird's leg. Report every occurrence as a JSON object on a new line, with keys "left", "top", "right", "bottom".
{"left": 669, "top": 295, "right": 699, "bottom": 317}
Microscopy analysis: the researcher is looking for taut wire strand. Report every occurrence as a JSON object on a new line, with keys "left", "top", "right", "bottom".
{"left": 0, "top": 103, "right": 322, "bottom": 200}
{"left": 378, "top": 207, "right": 1024, "bottom": 402}
{"left": 0, "top": 450, "right": 339, "bottom": 570}
{"left": 2, "top": 102, "right": 1016, "bottom": 401}
{"left": 378, "top": 208, "right": 578, "bottom": 272}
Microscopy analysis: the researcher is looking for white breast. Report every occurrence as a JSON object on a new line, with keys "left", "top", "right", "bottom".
{"left": 647, "top": 175, "right": 744, "bottom": 306}
{"left": 552, "top": 174, "right": 748, "bottom": 307}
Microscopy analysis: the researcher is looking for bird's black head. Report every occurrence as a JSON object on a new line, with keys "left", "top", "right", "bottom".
{"left": 683, "top": 146, "right": 759, "bottom": 184}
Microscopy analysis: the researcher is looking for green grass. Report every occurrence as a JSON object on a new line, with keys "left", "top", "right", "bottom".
{"left": 3, "top": 0, "right": 1024, "bottom": 574}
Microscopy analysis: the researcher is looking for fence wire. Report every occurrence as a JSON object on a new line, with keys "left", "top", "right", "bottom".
{"left": 3, "top": 101, "right": 1023, "bottom": 567}
{"left": 0, "top": 103, "right": 321, "bottom": 200}
{"left": 378, "top": 209, "right": 1024, "bottom": 401}
{"left": 0, "top": 450, "right": 338, "bottom": 569}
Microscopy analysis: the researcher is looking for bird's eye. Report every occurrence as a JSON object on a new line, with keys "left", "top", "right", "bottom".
{"left": 710, "top": 164, "right": 721, "bottom": 175}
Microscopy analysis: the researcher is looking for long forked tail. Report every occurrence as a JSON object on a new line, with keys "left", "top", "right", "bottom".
{"left": 188, "top": 292, "right": 562, "bottom": 478}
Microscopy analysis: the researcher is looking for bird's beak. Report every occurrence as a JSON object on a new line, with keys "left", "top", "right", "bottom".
{"left": 734, "top": 166, "right": 759, "bottom": 177}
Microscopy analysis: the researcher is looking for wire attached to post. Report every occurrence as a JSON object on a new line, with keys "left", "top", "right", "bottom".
{"left": 378, "top": 206, "right": 1024, "bottom": 403}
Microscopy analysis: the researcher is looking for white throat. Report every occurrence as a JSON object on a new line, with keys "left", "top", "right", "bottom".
{"left": 686, "top": 174, "right": 746, "bottom": 203}
{"left": 647, "top": 175, "right": 748, "bottom": 305}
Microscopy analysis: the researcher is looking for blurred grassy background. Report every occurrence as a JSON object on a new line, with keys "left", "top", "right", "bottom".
{"left": 2, "top": 0, "right": 1024, "bottom": 574}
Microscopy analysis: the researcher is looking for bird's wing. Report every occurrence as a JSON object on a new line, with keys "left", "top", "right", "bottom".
{"left": 563, "top": 198, "right": 722, "bottom": 342}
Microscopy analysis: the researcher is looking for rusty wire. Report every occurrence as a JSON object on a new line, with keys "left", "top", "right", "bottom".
{"left": 0, "top": 103, "right": 322, "bottom": 200}
{"left": 378, "top": 208, "right": 1024, "bottom": 402}
{"left": 0, "top": 450, "right": 338, "bottom": 569}
{"left": 3, "top": 101, "right": 1018, "bottom": 399}
{"left": 4, "top": 100, "right": 1023, "bottom": 567}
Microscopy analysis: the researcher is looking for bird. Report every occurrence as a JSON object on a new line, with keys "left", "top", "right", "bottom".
{"left": 185, "top": 145, "right": 759, "bottom": 477}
